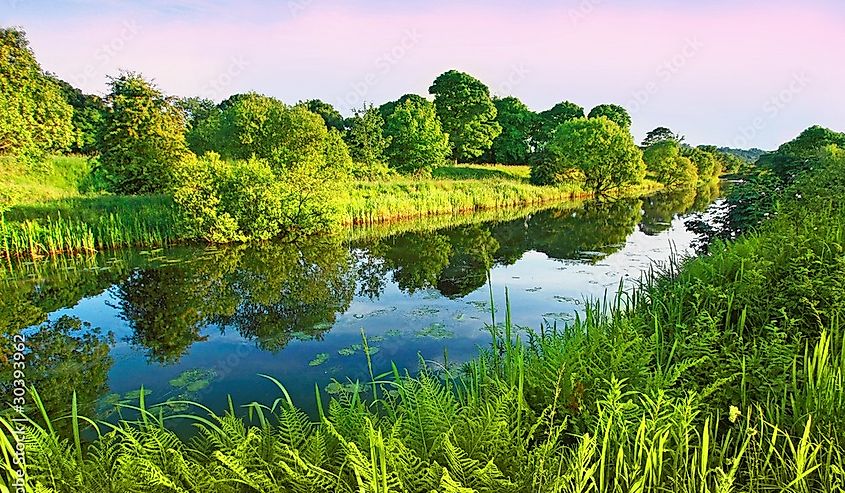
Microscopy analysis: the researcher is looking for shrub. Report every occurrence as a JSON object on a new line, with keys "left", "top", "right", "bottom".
{"left": 173, "top": 153, "right": 344, "bottom": 243}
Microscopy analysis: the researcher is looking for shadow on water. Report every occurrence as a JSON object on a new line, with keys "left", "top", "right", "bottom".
{"left": 0, "top": 185, "right": 720, "bottom": 425}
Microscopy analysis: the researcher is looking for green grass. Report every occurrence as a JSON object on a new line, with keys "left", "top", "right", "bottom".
{"left": 0, "top": 155, "right": 91, "bottom": 207}
{"left": 3, "top": 150, "right": 844, "bottom": 490}
{"left": 0, "top": 159, "right": 662, "bottom": 259}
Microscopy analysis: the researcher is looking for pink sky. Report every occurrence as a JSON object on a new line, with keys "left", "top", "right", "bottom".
{"left": 4, "top": 0, "right": 844, "bottom": 149}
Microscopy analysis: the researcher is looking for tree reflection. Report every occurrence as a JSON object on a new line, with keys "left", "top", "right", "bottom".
{"left": 0, "top": 316, "right": 113, "bottom": 432}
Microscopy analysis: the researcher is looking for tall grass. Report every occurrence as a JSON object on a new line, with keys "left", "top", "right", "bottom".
{"left": 1, "top": 195, "right": 184, "bottom": 260}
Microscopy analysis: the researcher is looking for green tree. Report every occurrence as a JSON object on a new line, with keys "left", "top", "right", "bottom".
{"left": 489, "top": 96, "right": 534, "bottom": 164}
{"left": 588, "top": 104, "right": 632, "bottom": 131}
{"left": 0, "top": 28, "right": 74, "bottom": 160}
{"left": 217, "top": 93, "right": 351, "bottom": 175}
{"left": 536, "top": 117, "right": 645, "bottom": 194}
{"left": 682, "top": 146, "right": 721, "bottom": 183}
{"left": 52, "top": 77, "right": 105, "bottom": 155}
{"left": 302, "top": 99, "right": 346, "bottom": 132}
{"left": 377, "top": 94, "right": 429, "bottom": 122}
{"left": 178, "top": 96, "right": 221, "bottom": 156}
{"left": 383, "top": 98, "right": 450, "bottom": 176}
{"left": 429, "top": 70, "right": 501, "bottom": 161}
{"left": 345, "top": 103, "right": 392, "bottom": 179}
{"left": 532, "top": 101, "right": 584, "bottom": 151}
{"left": 643, "top": 140, "right": 698, "bottom": 188}
{"left": 97, "top": 72, "right": 190, "bottom": 194}
{"left": 642, "top": 126, "right": 682, "bottom": 147}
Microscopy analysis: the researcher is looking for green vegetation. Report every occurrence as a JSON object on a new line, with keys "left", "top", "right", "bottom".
{"left": 4, "top": 139, "right": 845, "bottom": 490}
{"left": 97, "top": 72, "right": 189, "bottom": 194}
{"left": 531, "top": 116, "right": 645, "bottom": 193}
{"left": 383, "top": 98, "right": 451, "bottom": 177}
{"left": 429, "top": 69, "right": 502, "bottom": 161}
{"left": 587, "top": 103, "right": 632, "bottom": 130}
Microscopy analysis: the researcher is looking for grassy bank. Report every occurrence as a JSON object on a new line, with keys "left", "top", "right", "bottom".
{"left": 3, "top": 151, "right": 844, "bottom": 490}
{"left": 0, "top": 159, "right": 660, "bottom": 259}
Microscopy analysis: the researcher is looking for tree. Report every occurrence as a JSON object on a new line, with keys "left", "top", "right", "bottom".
{"left": 682, "top": 146, "right": 722, "bottom": 183}
{"left": 0, "top": 28, "right": 74, "bottom": 160}
{"left": 383, "top": 98, "right": 450, "bottom": 176}
{"left": 588, "top": 104, "right": 632, "bottom": 130}
{"left": 489, "top": 96, "right": 534, "bottom": 164}
{"left": 302, "top": 99, "right": 346, "bottom": 132}
{"left": 642, "top": 140, "right": 698, "bottom": 188}
{"left": 98, "top": 72, "right": 190, "bottom": 194}
{"left": 216, "top": 92, "right": 351, "bottom": 175}
{"left": 429, "top": 70, "right": 501, "bottom": 161}
{"left": 532, "top": 101, "right": 584, "bottom": 151}
{"left": 377, "top": 94, "right": 428, "bottom": 121}
{"left": 178, "top": 96, "right": 221, "bottom": 156}
{"left": 51, "top": 76, "right": 105, "bottom": 155}
{"left": 642, "top": 126, "right": 683, "bottom": 147}
{"left": 534, "top": 117, "right": 645, "bottom": 194}
{"left": 345, "top": 103, "right": 392, "bottom": 178}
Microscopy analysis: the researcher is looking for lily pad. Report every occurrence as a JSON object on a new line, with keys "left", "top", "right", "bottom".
{"left": 411, "top": 306, "right": 440, "bottom": 317}
{"left": 364, "top": 346, "right": 380, "bottom": 356}
{"left": 415, "top": 323, "right": 454, "bottom": 340}
{"left": 123, "top": 389, "right": 153, "bottom": 401}
{"left": 325, "top": 380, "right": 370, "bottom": 395}
{"left": 338, "top": 347, "right": 356, "bottom": 356}
{"left": 309, "top": 353, "right": 330, "bottom": 366}
{"left": 385, "top": 328, "right": 402, "bottom": 337}
{"left": 169, "top": 369, "right": 217, "bottom": 391}
{"left": 368, "top": 335, "right": 385, "bottom": 343}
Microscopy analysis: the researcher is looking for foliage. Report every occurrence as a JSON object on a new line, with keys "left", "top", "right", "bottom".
{"left": 216, "top": 92, "right": 352, "bottom": 176}
{"left": 429, "top": 70, "right": 502, "bottom": 161}
{"left": 344, "top": 103, "right": 392, "bottom": 179}
{"left": 587, "top": 103, "right": 631, "bottom": 130}
{"left": 302, "top": 98, "right": 346, "bottom": 132}
{"left": 682, "top": 146, "right": 722, "bottom": 184}
{"left": 52, "top": 77, "right": 105, "bottom": 155}
{"left": 178, "top": 96, "right": 221, "bottom": 157}
{"left": 377, "top": 94, "right": 429, "bottom": 121}
{"left": 488, "top": 96, "right": 534, "bottom": 165}
{"left": 642, "top": 140, "right": 698, "bottom": 188}
{"left": 0, "top": 28, "right": 74, "bottom": 160}
{"left": 641, "top": 126, "right": 683, "bottom": 147}
{"left": 532, "top": 101, "right": 584, "bottom": 152}
{"left": 533, "top": 117, "right": 644, "bottom": 193}
{"left": 97, "top": 72, "right": 190, "bottom": 194}
{"left": 383, "top": 98, "right": 450, "bottom": 177}
{"left": 172, "top": 153, "right": 344, "bottom": 243}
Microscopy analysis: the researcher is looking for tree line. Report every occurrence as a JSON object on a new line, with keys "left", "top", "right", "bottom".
{"left": 1, "top": 27, "right": 743, "bottom": 242}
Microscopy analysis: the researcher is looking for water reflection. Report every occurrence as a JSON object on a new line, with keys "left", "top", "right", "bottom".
{"left": 1, "top": 186, "right": 719, "bottom": 419}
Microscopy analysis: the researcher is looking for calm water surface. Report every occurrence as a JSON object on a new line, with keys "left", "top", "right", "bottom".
{"left": 0, "top": 186, "right": 719, "bottom": 423}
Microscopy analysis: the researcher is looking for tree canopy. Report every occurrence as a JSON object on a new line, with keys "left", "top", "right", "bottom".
{"left": 383, "top": 98, "right": 450, "bottom": 176}
{"left": 97, "top": 72, "right": 190, "bottom": 194}
{"left": 642, "top": 140, "right": 697, "bottom": 188}
{"left": 535, "top": 116, "right": 644, "bottom": 193}
{"left": 489, "top": 96, "right": 534, "bottom": 165}
{"left": 642, "top": 126, "right": 683, "bottom": 147}
{"left": 345, "top": 103, "right": 392, "bottom": 179}
{"left": 302, "top": 99, "right": 346, "bottom": 132}
{"left": 0, "top": 28, "right": 74, "bottom": 160}
{"left": 533, "top": 101, "right": 585, "bottom": 151}
{"left": 429, "top": 70, "right": 501, "bottom": 161}
{"left": 588, "top": 104, "right": 632, "bottom": 131}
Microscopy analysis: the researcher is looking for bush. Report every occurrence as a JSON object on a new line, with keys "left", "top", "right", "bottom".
{"left": 173, "top": 154, "right": 343, "bottom": 243}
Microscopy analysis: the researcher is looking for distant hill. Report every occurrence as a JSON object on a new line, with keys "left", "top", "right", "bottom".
{"left": 717, "top": 147, "right": 768, "bottom": 163}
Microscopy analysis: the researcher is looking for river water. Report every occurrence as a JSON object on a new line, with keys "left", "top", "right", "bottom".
{"left": 0, "top": 186, "right": 719, "bottom": 423}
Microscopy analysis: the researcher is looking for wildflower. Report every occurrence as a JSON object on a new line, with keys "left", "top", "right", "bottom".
{"left": 729, "top": 405, "right": 742, "bottom": 423}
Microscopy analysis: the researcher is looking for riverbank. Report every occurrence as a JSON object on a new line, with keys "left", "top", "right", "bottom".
{"left": 4, "top": 142, "right": 844, "bottom": 489}
{"left": 1, "top": 156, "right": 662, "bottom": 260}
